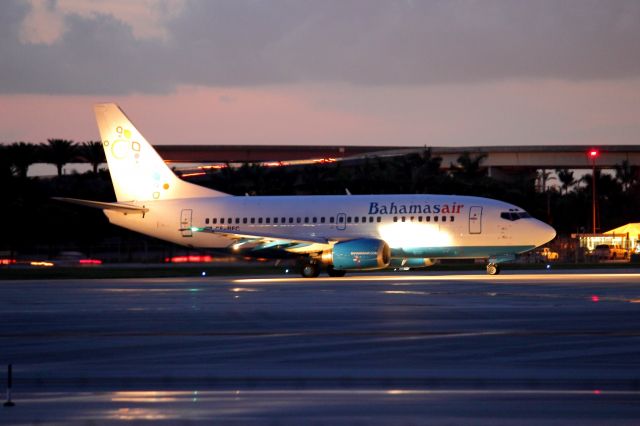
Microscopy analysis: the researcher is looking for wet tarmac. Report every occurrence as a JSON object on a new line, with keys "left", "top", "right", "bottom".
{"left": 2, "top": 270, "right": 640, "bottom": 424}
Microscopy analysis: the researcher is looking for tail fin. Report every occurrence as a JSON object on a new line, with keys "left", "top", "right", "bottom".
{"left": 94, "top": 103, "right": 227, "bottom": 202}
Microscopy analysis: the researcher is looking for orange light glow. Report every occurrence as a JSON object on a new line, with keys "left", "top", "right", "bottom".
{"left": 198, "top": 164, "right": 227, "bottom": 170}
{"left": 180, "top": 172, "right": 206, "bottom": 178}
{"left": 312, "top": 157, "right": 337, "bottom": 163}
{"left": 30, "top": 261, "right": 54, "bottom": 267}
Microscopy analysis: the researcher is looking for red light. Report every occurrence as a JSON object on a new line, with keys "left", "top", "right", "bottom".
{"left": 591, "top": 295, "right": 599, "bottom": 302}
{"left": 79, "top": 259, "right": 102, "bottom": 265}
{"left": 588, "top": 149, "right": 599, "bottom": 158}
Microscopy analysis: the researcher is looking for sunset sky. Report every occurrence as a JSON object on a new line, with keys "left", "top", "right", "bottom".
{"left": 1, "top": 0, "right": 639, "bottom": 147}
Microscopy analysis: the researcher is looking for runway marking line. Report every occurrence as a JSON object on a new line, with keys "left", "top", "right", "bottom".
{"left": 234, "top": 273, "right": 640, "bottom": 284}
{"left": 20, "top": 389, "right": 640, "bottom": 401}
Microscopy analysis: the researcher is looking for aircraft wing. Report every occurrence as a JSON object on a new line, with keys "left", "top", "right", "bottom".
{"left": 190, "top": 226, "right": 329, "bottom": 245}
{"left": 188, "top": 226, "right": 333, "bottom": 253}
{"left": 53, "top": 197, "right": 149, "bottom": 214}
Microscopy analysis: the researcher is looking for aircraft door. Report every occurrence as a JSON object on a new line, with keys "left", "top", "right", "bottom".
{"left": 180, "top": 209, "right": 193, "bottom": 237}
{"left": 469, "top": 206, "right": 482, "bottom": 234}
{"left": 336, "top": 213, "right": 346, "bottom": 231}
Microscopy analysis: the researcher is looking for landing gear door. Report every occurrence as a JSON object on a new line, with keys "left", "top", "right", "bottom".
{"left": 336, "top": 213, "right": 346, "bottom": 231}
{"left": 180, "top": 209, "right": 193, "bottom": 237}
{"left": 469, "top": 206, "right": 482, "bottom": 234}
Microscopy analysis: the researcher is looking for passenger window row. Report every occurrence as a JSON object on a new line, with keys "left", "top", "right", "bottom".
{"left": 204, "top": 216, "right": 384, "bottom": 225}
{"left": 393, "top": 215, "right": 455, "bottom": 223}
{"left": 344, "top": 216, "right": 382, "bottom": 224}
{"left": 203, "top": 215, "right": 454, "bottom": 225}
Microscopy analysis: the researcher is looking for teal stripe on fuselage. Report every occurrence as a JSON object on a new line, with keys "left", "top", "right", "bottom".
{"left": 392, "top": 245, "right": 535, "bottom": 259}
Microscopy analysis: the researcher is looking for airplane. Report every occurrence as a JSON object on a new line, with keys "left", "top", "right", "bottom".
{"left": 56, "top": 103, "right": 556, "bottom": 277}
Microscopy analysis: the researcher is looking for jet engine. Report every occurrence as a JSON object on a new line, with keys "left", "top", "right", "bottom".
{"left": 328, "top": 238, "right": 391, "bottom": 270}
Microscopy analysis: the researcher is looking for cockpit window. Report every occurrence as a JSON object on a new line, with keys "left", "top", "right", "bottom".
{"left": 500, "top": 212, "right": 515, "bottom": 221}
{"left": 500, "top": 211, "right": 532, "bottom": 221}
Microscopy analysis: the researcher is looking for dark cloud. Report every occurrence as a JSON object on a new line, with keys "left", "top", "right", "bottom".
{"left": 1, "top": 0, "right": 640, "bottom": 94}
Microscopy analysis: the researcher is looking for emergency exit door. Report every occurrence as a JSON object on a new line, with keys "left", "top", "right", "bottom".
{"left": 469, "top": 206, "right": 482, "bottom": 234}
{"left": 180, "top": 209, "right": 193, "bottom": 237}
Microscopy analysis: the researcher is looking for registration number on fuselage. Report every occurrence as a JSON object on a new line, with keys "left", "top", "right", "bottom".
{"left": 213, "top": 226, "right": 240, "bottom": 231}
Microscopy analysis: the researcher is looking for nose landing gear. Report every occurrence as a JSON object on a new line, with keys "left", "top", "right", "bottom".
{"left": 486, "top": 263, "right": 501, "bottom": 275}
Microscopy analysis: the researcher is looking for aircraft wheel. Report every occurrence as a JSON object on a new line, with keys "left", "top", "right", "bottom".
{"left": 327, "top": 265, "right": 346, "bottom": 277}
{"left": 301, "top": 262, "right": 320, "bottom": 278}
{"left": 486, "top": 263, "right": 500, "bottom": 275}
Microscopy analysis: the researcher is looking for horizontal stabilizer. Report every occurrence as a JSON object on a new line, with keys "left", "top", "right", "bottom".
{"left": 53, "top": 197, "right": 149, "bottom": 214}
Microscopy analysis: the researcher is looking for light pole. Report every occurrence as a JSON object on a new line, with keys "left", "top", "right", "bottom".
{"left": 588, "top": 149, "right": 599, "bottom": 234}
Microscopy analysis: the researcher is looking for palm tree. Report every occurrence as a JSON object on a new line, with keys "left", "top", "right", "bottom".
{"left": 0, "top": 145, "right": 14, "bottom": 180}
{"left": 536, "top": 169, "right": 556, "bottom": 193}
{"left": 40, "top": 139, "right": 78, "bottom": 177}
{"left": 450, "top": 152, "right": 488, "bottom": 180}
{"left": 405, "top": 148, "right": 443, "bottom": 193}
{"left": 614, "top": 160, "right": 638, "bottom": 192}
{"left": 556, "top": 168, "right": 575, "bottom": 195}
{"left": 8, "top": 142, "right": 40, "bottom": 178}
{"left": 79, "top": 141, "right": 106, "bottom": 173}
{"left": 417, "top": 147, "right": 443, "bottom": 175}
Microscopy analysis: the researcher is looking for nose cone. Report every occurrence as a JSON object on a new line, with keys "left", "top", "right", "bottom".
{"left": 534, "top": 220, "right": 556, "bottom": 247}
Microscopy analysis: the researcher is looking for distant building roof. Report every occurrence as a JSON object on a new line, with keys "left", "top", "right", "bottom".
{"left": 156, "top": 144, "right": 640, "bottom": 168}
{"left": 604, "top": 223, "right": 640, "bottom": 236}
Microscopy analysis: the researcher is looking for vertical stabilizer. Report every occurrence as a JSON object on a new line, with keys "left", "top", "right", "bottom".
{"left": 94, "top": 103, "right": 227, "bottom": 202}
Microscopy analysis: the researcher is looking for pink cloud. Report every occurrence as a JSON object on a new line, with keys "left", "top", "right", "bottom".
{"left": 19, "top": 0, "right": 184, "bottom": 45}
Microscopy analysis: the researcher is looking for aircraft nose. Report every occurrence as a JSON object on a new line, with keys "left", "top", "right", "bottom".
{"left": 535, "top": 221, "right": 556, "bottom": 246}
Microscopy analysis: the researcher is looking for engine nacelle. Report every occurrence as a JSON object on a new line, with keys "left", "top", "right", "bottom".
{"left": 331, "top": 238, "right": 391, "bottom": 271}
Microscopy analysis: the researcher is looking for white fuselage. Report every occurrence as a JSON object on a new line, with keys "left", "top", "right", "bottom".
{"left": 87, "top": 103, "right": 557, "bottom": 275}
{"left": 105, "top": 193, "right": 555, "bottom": 260}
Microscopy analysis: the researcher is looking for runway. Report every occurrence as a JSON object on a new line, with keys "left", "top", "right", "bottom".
{"left": 2, "top": 270, "right": 640, "bottom": 424}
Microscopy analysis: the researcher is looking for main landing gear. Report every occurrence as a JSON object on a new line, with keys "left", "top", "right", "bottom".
{"left": 301, "top": 261, "right": 321, "bottom": 278}
{"left": 486, "top": 263, "right": 501, "bottom": 275}
{"left": 300, "top": 261, "right": 347, "bottom": 278}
